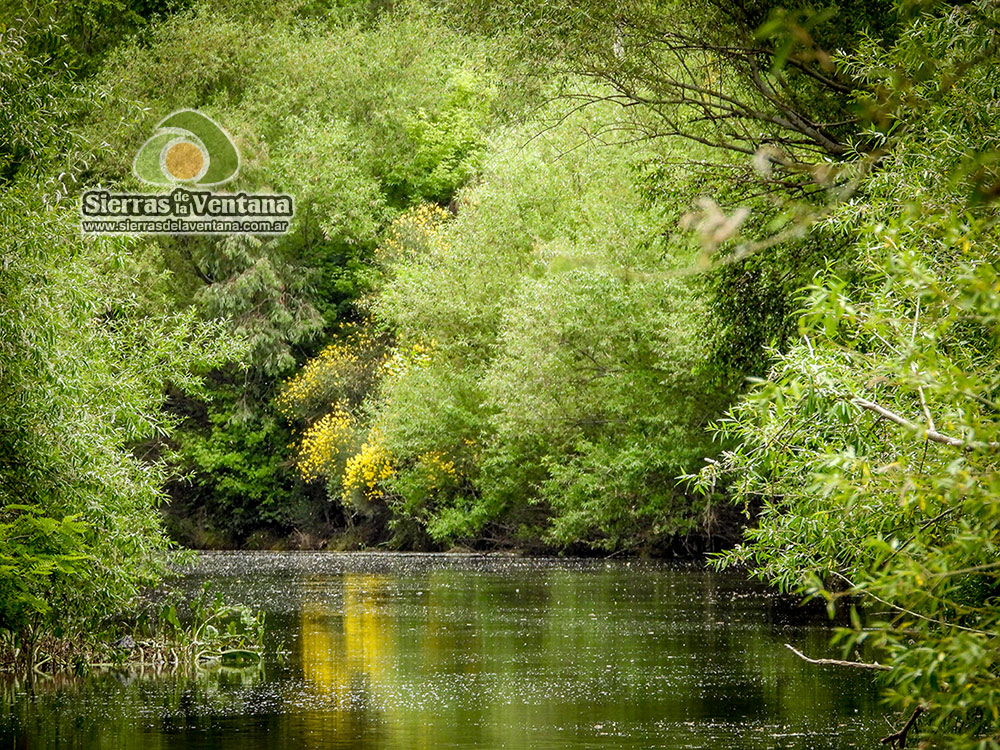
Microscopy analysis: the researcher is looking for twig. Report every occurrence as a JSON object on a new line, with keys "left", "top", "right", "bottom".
{"left": 784, "top": 643, "right": 891, "bottom": 671}
{"left": 832, "top": 572, "right": 995, "bottom": 636}
{"left": 880, "top": 507, "right": 959, "bottom": 569}
{"left": 908, "top": 300, "right": 937, "bottom": 433}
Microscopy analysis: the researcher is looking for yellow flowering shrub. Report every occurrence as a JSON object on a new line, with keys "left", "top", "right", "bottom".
{"left": 342, "top": 429, "right": 395, "bottom": 502}
{"left": 296, "top": 402, "right": 355, "bottom": 481}
{"left": 276, "top": 323, "right": 389, "bottom": 421}
{"left": 276, "top": 343, "right": 359, "bottom": 420}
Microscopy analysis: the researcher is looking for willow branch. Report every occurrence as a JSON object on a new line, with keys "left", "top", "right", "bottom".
{"left": 852, "top": 397, "right": 999, "bottom": 451}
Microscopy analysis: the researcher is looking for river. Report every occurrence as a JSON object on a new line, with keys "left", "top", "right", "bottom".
{"left": 0, "top": 552, "right": 884, "bottom": 748}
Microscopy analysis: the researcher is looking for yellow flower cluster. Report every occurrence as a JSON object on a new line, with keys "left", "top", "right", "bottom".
{"left": 277, "top": 343, "right": 359, "bottom": 418}
{"left": 296, "top": 403, "right": 355, "bottom": 481}
{"left": 342, "top": 430, "right": 395, "bottom": 501}
{"left": 376, "top": 203, "right": 451, "bottom": 264}
{"left": 276, "top": 323, "right": 387, "bottom": 419}
{"left": 416, "top": 450, "right": 458, "bottom": 489}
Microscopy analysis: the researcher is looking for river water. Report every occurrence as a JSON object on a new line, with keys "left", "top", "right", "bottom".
{"left": 0, "top": 552, "right": 885, "bottom": 749}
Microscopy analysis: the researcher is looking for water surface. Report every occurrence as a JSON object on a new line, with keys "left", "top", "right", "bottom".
{"left": 0, "top": 552, "right": 884, "bottom": 749}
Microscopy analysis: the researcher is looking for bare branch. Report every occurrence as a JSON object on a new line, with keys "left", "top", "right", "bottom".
{"left": 784, "top": 643, "right": 891, "bottom": 671}
{"left": 880, "top": 705, "right": 925, "bottom": 749}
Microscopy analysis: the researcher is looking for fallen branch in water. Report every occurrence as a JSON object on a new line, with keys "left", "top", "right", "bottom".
{"left": 880, "top": 705, "right": 925, "bottom": 749}
{"left": 784, "top": 643, "right": 891, "bottom": 671}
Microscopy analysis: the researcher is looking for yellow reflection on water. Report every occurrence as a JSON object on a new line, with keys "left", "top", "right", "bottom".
{"left": 301, "top": 573, "right": 392, "bottom": 703}
{"left": 298, "top": 573, "right": 437, "bottom": 749}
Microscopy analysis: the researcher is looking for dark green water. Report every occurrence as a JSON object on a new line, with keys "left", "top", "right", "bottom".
{"left": 0, "top": 552, "right": 885, "bottom": 749}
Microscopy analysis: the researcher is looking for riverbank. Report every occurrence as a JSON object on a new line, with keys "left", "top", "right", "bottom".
{"left": 161, "top": 501, "right": 750, "bottom": 557}
{"left": 0, "top": 582, "right": 265, "bottom": 678}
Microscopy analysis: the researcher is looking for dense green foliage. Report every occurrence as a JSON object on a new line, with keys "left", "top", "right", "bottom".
{"left": 64, "top": 4, "right": 509, "bottom": 543}
{"left": 361, "top": 114, "right": 730, "bottom": 550}
{"left": 694, "top": 4, "right": 1000, "bottom": 746}
{"left": 0, "top": 0, "right": 250, "bottom": 666}
{"left": 0, "top": 179, "right": 237, "bottom": 665}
